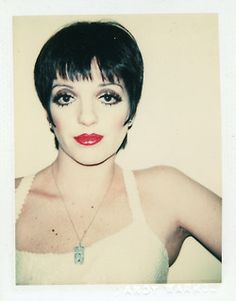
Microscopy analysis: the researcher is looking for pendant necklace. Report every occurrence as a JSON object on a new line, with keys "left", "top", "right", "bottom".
{"left": 51, "top": 165, "right": 114, "bottom": 264}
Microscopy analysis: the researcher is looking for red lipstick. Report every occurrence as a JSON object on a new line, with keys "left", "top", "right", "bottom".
{"left": 74, "top": 133, "right": 103, "bottom": 146}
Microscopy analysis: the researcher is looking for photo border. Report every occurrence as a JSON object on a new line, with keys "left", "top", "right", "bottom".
{"left": 0, "top": 0, "right": 236, "bottom": 300}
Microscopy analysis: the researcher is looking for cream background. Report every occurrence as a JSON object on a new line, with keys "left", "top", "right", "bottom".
{"left": 14, "top": 14, "right": 221, "bottom": 283}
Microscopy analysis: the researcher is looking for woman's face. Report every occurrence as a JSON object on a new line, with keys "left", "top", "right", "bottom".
{"left": 49, "top": 61, "right": 130, "bottom": 165}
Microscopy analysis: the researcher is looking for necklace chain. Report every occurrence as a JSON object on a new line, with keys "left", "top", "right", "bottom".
{"left": 51, "top": 165, "right": 115, "bottom": 263}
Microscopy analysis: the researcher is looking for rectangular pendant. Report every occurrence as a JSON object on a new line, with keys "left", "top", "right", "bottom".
{"left": 74, "top": 244, "right": 85, "bottom": 264}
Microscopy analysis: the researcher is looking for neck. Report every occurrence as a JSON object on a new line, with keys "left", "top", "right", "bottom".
{"left": 51, "top": 149, "right": 117, "bottom": 203}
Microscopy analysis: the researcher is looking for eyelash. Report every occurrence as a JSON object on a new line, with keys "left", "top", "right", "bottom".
{"left": 99, "top": 91, "right": 122, "bottom": 106}
{"left": 52, "top": 91, "right": 122, "bottom": 107}
{"left": 52, "top": 93, "right": 75, "bottom": 107}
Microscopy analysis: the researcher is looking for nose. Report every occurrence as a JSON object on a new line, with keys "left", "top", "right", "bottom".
{"left": 77, "top": 100, "right": 98, "bottom": 126}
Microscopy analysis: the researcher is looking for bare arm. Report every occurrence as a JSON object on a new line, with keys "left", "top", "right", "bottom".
{"left": 166, "top": 167, "right": 221, "bottom": 261}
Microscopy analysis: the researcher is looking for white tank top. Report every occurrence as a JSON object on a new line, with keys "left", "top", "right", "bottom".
{"left": 16, "top": 169, "right": 169, "bottom": 284}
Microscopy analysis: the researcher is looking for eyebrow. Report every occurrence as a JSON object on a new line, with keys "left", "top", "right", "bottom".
{"left": 52, "top": 82, "right": 124, "bottom": 90}
{"left": 99, "top": 82, "right": 124, "bottom": 90}
{"left": 52, "top": 84, "right": 74, "bottom": 89}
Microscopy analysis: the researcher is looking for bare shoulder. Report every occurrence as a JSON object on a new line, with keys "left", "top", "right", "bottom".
{"left": 15, "top": 177, "right": 23, "bottom": 189}
{"left": 134, "top": 164, "right": 195, "bottom": 180}
{"left": 15, "top": 166, "right": 52, "bottom": 192}
{"left": 132, "top": 165, "right": 184, "bottom": 223}
{"left": 132, "top": 166, "right": 192, "bottom": 264}
{"left": 133, "top": 165, "right": 221, "bottom": 260}
{"left": 133, "top": 165, "right": 218, "bottom": 199}
{"left": 133, "top": 165, "right": 191, "bottom": 202}
{"left": 133, "top": 164, "right": 221, "bottom": 228}
{"left": 134, "top": 165, "right": 183, "bottom": 183}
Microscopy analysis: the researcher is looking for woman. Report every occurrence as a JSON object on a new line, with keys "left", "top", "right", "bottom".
{"left": 15, "top": 19, "right": 221, "bottom": 284}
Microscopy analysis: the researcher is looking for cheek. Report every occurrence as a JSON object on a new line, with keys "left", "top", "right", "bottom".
{"left": 53, "top": 119, "right": 61, "bottom": 130}
{"left": 50, "top": 106, "right": 67, "bottom": 131}
{"left": 111, "top": 107, "right": 129, "bottom": 130}
{"left": 111, "top": 118, "right": 128, "bottom": 140}
{"left": 51, "top": 112, "right": 66, "bottom": 131}
{"left": 109, "top": 117, "right": 126, "bottom": 133}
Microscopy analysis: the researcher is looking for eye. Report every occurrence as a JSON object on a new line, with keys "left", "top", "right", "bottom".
{"left": 52, "top": 92, "right": 75, "bottom": 107}
{"left": 98, "top": 91, "right": 122, "bottom": 106}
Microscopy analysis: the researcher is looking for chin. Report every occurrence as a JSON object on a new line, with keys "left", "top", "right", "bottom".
{"left": 66, "top": 149, "right": 116, "bottom": 166}
{"left": 59, "top": 141, "right": 122, "bottom": 166}
{"left": 75, "top": 154, "right": 116, "bottom": 166}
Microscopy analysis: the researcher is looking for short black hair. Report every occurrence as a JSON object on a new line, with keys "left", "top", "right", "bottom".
{"left": 34, "top": 20, "right": 144, "bottom": 150}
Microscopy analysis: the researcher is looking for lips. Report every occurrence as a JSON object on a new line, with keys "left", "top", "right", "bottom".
{"left": 74, "top": 133, "right": 103, "bottom": 146}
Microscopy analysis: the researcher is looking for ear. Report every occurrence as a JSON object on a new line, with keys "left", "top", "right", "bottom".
{"left": 46, "top": 111, "right": 55, "bottom": 126}
{"left": 45, "top": 112, "right": 55, "bottom": 133}
{"left": 45, "top": 110, "right": 50, "bottom": 123}
{"left": 127, "top": 116, "right": 135, "bottom": 130}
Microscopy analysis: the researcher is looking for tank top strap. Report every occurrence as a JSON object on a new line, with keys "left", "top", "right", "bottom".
{"left": 16, "top": 175, "right": 35, "bottom": 221}
{"left": 122, "top": 168, "right": 146, "bottom": 223}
